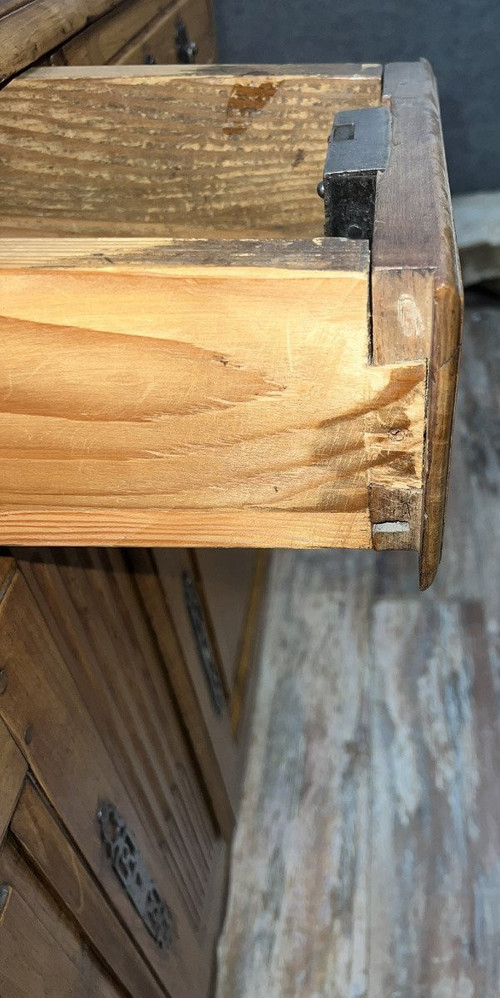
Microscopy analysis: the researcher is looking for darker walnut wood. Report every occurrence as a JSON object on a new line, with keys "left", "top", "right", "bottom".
{"left": 371, "top": 60, "right": 463, "bottom": 588}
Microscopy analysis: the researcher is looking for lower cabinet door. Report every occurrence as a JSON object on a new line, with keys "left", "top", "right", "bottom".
{"left": 0, "top": 838, "right": 126, "bottom": 998}
{"left": 0, "top": 551, "right": 227, "bottom": 998}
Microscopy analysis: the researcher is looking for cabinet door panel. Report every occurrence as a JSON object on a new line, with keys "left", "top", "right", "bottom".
{"left": 193, "top": 550, "right": 258, "bottom": 693}
{"left": 0, "top": 563, "right": 224, "bottom": 998}
{"left": 0, "top": 840, "right": 125, "bottom": 998}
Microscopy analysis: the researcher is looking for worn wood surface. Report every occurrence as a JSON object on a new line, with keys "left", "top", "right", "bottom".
{"left": 371, "top": 60, "right": 463, "bottom": 588}
{"left": 10, "top": 780, "right": 167, "bottom": 998}
{"left": 0, "top": 0, "right": 126, "bottom": 81}
{"left": 0, "top": 237, "right": 426, "bottom": 549}
{"left": 217, "top": 301, "right": 500, "bottom": 998}
{"left": 0, "top": 66, "right": 381, "bottom": 238}
{"left": 217, "top": 549, "right": 374, "bottom": 998}
{"left": 0, "top": 839, "right": 126, "bottom": 997}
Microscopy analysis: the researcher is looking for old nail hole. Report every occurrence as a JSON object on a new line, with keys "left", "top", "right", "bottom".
{"left": 24, "top": 725, "right": 33, "bottom": 746}
{"left": 0, "top": 670, "right": 7, "bottom": 695}
{"left": 389, "top": 428, "right": 405, "bottom": 441}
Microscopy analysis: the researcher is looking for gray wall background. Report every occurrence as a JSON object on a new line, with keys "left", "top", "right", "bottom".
{"left": 212, "top": 0, "right": 500, "bottom": 194}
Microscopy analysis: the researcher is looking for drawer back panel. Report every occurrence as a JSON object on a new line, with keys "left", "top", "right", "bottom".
{"left": 0, "top": 66, "right": 381, "bottom": 238}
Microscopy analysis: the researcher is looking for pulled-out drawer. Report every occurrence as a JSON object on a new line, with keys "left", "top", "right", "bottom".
{"left": 0, "top": 61, "right": 462, "bottom": 587}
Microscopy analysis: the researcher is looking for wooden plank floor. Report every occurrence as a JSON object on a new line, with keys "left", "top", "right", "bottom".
{"left": 216, "top": 296, "right": 500, "bottom": 998}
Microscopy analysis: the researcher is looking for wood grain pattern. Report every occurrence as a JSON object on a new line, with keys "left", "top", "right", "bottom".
{"left": 0, "top": 717, "right": 27, "bottom": 847}
{"left": 0, "top": 567, "right": 213, "bottom": 997}
{"left": 371, "top": 60, "right": 463, "bottom": 587}
{"left": 0, "top": 0, "right": 127, "bottom": 82}
{"left": 12, "top": 546, "right": 224, "bottom": 927}
{"left": 11, "top": 780, "right": 167, "bottom": 998}
{"left": 130, "top": 547, "right": 238, "bottom": 840}
{"left": 0, "top": 559, "right": 28, "bottom": 847}
{"left": 0, "top": 237, "right": 426, "bottom": 549}
{"left": 0, "top": 840, "right": 126, "bottom": 998}
{"left": 0, "top": 67, "right": 381, "bottom": 238}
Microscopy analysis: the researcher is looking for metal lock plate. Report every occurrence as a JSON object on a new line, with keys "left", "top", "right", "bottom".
{"left": 182, "top": 571, "right": 224, "bottom": 716}
{"left": 319, "top": 105, "right": 391, "bottom": 242}
{"left": 97, "top": 801, "right": 175, "bottom": 951}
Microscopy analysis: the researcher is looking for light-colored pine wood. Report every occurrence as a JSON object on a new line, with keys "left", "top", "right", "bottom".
{"left": 0, "top": 237, "right": 426, "bottom": 548}
{"left": 0, "top": 66, "right": 381, "bottom": 238}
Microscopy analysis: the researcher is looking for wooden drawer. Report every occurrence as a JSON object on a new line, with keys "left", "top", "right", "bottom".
{"left": 117, "top": 0, "right": 216, "bottom": 66}
{"left": 0, "top": 0, "right": 215, "bottom": 80}
{"left": 0, "top": 61, "right": 462, "bottom": 588}
{"left": 0, "top": 553, "right": 227, "bottom": 998}
{"left": 57, "top": 0, "right": 215, "bottom": 67}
